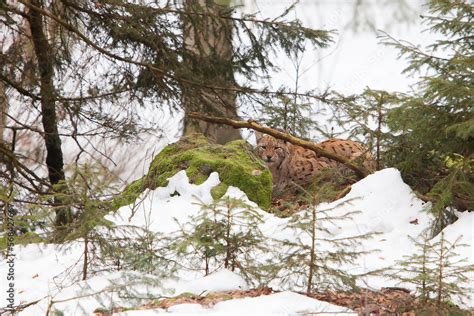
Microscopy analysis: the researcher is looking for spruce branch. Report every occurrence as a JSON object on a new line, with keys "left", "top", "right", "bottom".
{"left": 15, "top": 0, "right": 331, "bottom": 100}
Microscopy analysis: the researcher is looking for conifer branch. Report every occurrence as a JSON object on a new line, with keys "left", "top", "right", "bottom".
{"left": 14, "top": 0, "right": 332, "bottom": 101}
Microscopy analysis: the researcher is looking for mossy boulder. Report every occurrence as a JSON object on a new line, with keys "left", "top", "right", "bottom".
{"left": 114, "top": 134, "right": 272, "bottom": 210}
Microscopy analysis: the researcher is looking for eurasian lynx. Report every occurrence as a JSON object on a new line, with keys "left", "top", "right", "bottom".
{"left": 255, "top": 132, "right": 375, "bottom": 195}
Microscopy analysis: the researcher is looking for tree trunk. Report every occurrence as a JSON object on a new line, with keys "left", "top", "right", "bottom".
{"left": 0, "top": 82, "right": 6, "bottom": 145}
{"left": 27, "top": 0, "right": 71, "bottom": 228}
{"left": 307, "top": 207, "right": 317, "bottom": 295}
{"left": 0, "top": 82, "right": 10, "bottom": 231}
{"left": 181, "top": 0, "right": 241, "bottom": 144}
{"left": 436, "top": 234, "right": 444, "bottom": 311}
{"left": 375, "top": 95, "right": 383, "bottom": 170}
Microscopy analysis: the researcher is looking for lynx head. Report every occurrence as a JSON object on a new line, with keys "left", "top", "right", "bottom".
{"left": 255, "top": 131, "right": 290, "bottom": 168}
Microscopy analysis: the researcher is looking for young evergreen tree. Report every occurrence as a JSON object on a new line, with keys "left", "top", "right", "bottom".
{"left": 431, "top": 233, "right": 474, "bottom": 311}
{"left": 392, "top": 231, "right": 474, "bottom": 313}
{"left": 50, "top": 163, "right": 120, "bottom": 278}
{"left": 260, "top": 52, "right": 320, "bottom": 139}
{"left": 332, "top": 88, "right": 400, "bottom": 170}
{"left": 379, "top": 0, "right": 473, "bottom": 230}
{"left": 99, "top": 226, "right": 179, "bottom": 279}
{"left": 261, "top": 95, "right": 317, "bottom": 139}
{"left": 48, "top": 162, "right": 179, "bottom": 280}
{"left": 278, "top": 185, "right": 375, "bottom": 294}
{"left": 172, "top": 196, "right": 276, "bottom": 286}
{"left": 391, "top": 231, "right": 437, "bottom": 303}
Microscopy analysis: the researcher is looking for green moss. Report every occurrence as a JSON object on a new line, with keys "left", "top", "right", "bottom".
{"left": 116, "top": 134, "right": 272, "bottom": 210}
{"left": 176, "top": 292, "right": 196, "bottom": 298}
{"left": 211, "top": 183, "right": 229, "bottom": 200}
{"left": 112, "top": 178, "right": 145, "bottom": 210}
{"left": 221, "top": 294, "right": 233, "bottom": 301}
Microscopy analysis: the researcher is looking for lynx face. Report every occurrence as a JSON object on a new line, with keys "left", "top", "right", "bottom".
{"left": 255, "top": 132, "right": 289, "bottom": 168}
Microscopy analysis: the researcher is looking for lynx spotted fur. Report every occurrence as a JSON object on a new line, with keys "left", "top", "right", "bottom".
{"left": 255, "top": 132, "right": 375, "bottom": 195}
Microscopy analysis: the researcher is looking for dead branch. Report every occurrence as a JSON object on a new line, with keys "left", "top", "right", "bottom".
{"left": 188, "top": 112, "right": 370, "bottom": 178}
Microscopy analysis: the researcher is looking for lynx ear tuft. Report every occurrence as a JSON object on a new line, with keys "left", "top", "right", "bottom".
{"left": 255, "top": 131, "right": 264, "bottom": 142}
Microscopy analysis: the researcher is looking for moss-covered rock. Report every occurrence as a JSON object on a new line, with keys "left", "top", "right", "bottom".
{"left": 113, "top": 134, "right": 272, "bottom": 210}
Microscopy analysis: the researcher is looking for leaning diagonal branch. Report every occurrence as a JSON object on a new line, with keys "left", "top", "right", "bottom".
{"left": 188, "top": 112, "right": 370, "bottom": 178}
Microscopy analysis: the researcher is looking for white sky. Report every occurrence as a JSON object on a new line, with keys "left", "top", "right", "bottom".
{"left": 243, "top": 0, "right": 436, "bottom": 95}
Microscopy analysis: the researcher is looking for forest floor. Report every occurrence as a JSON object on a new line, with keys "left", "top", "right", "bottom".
{"left": 95, "top": 286, "right": 472, "bottom": 315}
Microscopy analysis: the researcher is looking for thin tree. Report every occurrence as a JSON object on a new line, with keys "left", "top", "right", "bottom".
{"left": 393, "top": 231, "right": 474, "bottom": 312}
{"left": 26, "top": 0, "right": 71, "bottom": 228}
{"left": 181, "top": 0, "right": 241, "bottom": 144}
{"left": 278, "top": 184, "right": 375, "bottom": 294}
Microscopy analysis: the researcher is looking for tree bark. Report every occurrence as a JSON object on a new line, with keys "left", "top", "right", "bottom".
{"left": 0, "top": 82, "right": 6, "bottom": 145}
{"left": 0, "top": 82, "right": 10, "bottom": 232}
{"left": 181, "top": 0, "right": 241, "bottom": 144}
{"left": 27, "top": 0, "right": 71, "bottom": 228}
{"left": 188, "top": 112, "right": 371, "bottom": 178}
{"left": 307, "top": 207, "right": 317, "bottom": 295}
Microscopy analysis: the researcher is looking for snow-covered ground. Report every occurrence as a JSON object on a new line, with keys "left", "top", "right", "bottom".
{"left": 1, "top": 168, "right": 472, "bottom": 315}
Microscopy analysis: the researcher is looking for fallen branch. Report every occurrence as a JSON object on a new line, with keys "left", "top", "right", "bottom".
{"left": 188, "top": 112, "right": 370, "bottom": 178}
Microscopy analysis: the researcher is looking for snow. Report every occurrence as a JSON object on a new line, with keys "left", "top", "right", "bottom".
{"left": 107, "top": 171, "right": 220, "bottom": 234}
{"left": 3, "top": 242, "right": 85, "bottom": 305}
{"left": 1, "top": 168, "right": 472, "bottom": 315}
{"left": 197, "top": 292, "right": 353, "bottom": 315}
{"left": 438, "top": 210, "right": 474, "bottom": 255}
{"left": 115, "top": 292, "right": 355, "bottom": 316}
{"left": 329, "top": 169, "right": 432, "bottom": 273}
{"left": 175, "top": 270, "right": 249, "bottom": 295}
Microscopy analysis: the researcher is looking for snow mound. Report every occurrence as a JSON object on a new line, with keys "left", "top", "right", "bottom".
{"left": 324, "top": 168, "right": 432, "bottom": 269}
{"left": 107, "top": 170, "right": 220, "bottom": 233}
{"left": 209, "top": 291, "right": 355, "bottom": 315}
{"left": 176, "top": 270, "right": 249, "bottom": 295}
{"left": 1, "top": 168, "right": 472, "bottom": 314}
